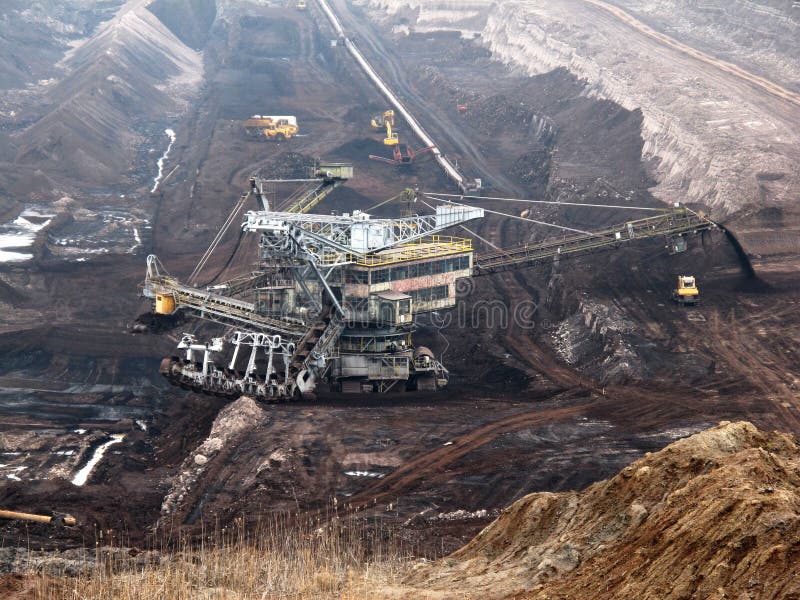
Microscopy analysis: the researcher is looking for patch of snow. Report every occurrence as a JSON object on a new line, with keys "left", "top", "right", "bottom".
{"left": 344, "top": 470, "right": 385, "bottom": 478}
{"left": 2, "top": 465, "right": 27, "bottom": 481}
{"left": 0, "top": 207, "right": 56, "bottom": 263}
{"left": 0, "top": 250, "right": 34, "bottom": 262}
{"left": 71, "top": 434, "right": 124, "bottom": 487}
{"left": 150, "top": 129, "right": 176, "bottom": 193}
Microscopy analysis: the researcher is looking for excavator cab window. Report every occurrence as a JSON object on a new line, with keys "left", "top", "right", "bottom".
{"left": 398, "top": 299, "right": 411, "bottom": 316}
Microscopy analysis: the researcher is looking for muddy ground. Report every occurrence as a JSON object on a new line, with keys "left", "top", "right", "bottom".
{"left": 0, "top": 0, "right": 798, "bottom": 559}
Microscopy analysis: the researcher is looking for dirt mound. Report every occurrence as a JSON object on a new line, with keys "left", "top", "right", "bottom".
{"left": 159, "top": 396, "right": 267, "bottom": 523}
{"left": 400, "top": 421, "right": 800, "bottom": 599}
{"left": 0, "top": 1, "right": 120, "bottom": 90}
{"left": 12, "top": 4, "right": 202, "bottom": 191}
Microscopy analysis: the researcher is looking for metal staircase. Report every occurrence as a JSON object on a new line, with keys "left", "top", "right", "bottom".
{"left": 290, "top": 302, "right": 344, "bottom": 375}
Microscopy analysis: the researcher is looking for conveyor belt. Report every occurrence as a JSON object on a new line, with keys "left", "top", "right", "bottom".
{"left": 474, "top": 208, "right": 714, "bottom": 275}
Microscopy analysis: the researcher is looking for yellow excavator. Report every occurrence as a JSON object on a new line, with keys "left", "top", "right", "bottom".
{"left": 672, "top": 275, "right": 700, "bottom": 306}
{"left": 370, "top": 115, "right": 435, "bottom": 165}
{"left": 242, "top": 115, "right": 298, "bottom": 141}
{"left": 383, "top": 120, "right": 399, "bottom": 146}
{"left": 370, "top": 109, "right": 395, "bottom": 130}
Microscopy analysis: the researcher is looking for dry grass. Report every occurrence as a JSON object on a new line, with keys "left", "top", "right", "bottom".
{"left": 28, "top": 512, "right": 414, "bottom": 599}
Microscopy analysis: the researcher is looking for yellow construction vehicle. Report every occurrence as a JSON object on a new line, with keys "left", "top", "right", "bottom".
{"left": 296, "top": 0, "right": 307, "bottom": 9}
{"left": 383, "top": 120, "right": 399, "bottom": 146}
{"left": 672, "top": 275, "right": 700, "bottom": 306}
{"left": 242, "top": 115, "right": 298, "bottom": 141}
{"left": 370, "top": 109, "right": 395, "bottom": 129}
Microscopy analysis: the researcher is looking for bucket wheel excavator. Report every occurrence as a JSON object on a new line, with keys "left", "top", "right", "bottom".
{"left": 139, "top": 165, "right": 715, "bottom": 403}
{"left": 141, "top": 164, "right": 484, "bottom": 401}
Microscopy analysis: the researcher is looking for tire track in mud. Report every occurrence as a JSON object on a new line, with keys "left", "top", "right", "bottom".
{"left": 345, "top": 381, "right": 716, "bottom": 508}
{"left": 347, "top": 400, "right": 589, "bottom": 507}
{"left": 705, "top": 306, "right": 800, "bottom": 431}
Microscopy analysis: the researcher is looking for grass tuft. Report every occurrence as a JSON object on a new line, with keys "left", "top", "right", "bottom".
{"left": 28, "top": 511, "right": 415, "bottom": 599}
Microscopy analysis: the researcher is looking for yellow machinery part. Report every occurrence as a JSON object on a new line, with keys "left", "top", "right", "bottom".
{"left": 371, "top": 110, "right": 394, "bottom": 129}
{"left": 155, "top": 293, "right": 176, "bottom": 314}
{"left": 676, "top": 275, "right": 698, "bottom": 296}
{"left": 383, "top": 121, "right": 399, "bottom": 146}
{"left": 0, "top": 509, "right": 76, "bottom": 527}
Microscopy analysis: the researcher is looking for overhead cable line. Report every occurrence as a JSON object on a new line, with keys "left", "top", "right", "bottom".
{"left": 426, "top": 192, "right": 670, "bottom": 212}
{"left": 423, "top": 194, "right": 591, "bottom": 235}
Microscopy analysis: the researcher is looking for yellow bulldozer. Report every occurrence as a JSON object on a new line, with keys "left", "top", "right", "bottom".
{"left": 242, "top": 115, "right": 298, "bottom": 141}
{"left": 672, "top": 275, "right": 700, "bottom": 306}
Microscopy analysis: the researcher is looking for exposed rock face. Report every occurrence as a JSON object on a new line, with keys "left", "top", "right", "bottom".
{"left": 359, "top": 0, "right": 491, "bottom": 35}
{"left": 478, "top": 1, "right": 800, "bottom": 216}
{"left": 0, "top": 1, "right": 123, "bottom": 90}
{"left": 552, "top": 296, "right": 644, "bottom": 383}
{"left": 160, "top": 396, "right": 267, "bottom": 519}
{"left": 13, "top": 5, "right": 203, "bottom": 189}
{"left": 148, "top": 0, "right": 217, "bottom": 50}
{"left": 400, "top": 421, "right": 800, "bottom": 599}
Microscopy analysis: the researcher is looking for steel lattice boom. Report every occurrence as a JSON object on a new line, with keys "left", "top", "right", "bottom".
{"left": 473, "top": 208, "right": 714, "bottom": 275}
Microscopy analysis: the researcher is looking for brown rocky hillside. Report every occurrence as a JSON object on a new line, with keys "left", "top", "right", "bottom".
{"left": 396, "top": 421, "right": 800, "bottom": 599}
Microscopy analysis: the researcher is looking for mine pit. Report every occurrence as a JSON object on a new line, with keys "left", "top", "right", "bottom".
{"left": 0, "top": 1, "right": 798, "bottom": 596}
